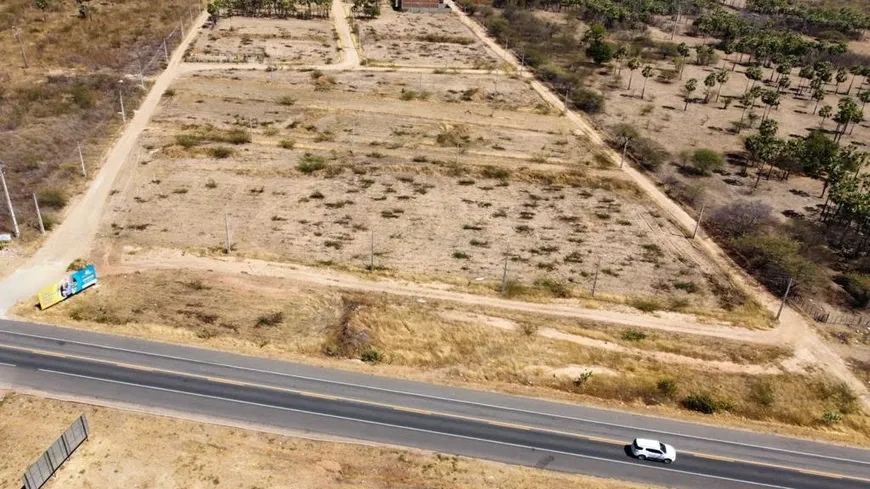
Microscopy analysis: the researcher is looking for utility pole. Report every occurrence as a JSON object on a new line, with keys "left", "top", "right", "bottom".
{"left": 776, "top": 277, "right": 793, "bottom": 320}
{"left": 78, "top": 142, "right": 87, "bottom": 177}
{"left": 224, "top": 212, "right": 231, "bottom": 254}
{"left": 163, "top": 38, "right": 169, "bottom": 62}
{"left": 591, "top": 257, "right": 601, "bottom": 298}
{"left": 119, "top": 88, "right": 126, "bottom": 122}
{"left": 180, "top": 20, "right": 185, "bottom": 39}
{"left": 32, "top": 193, "right": 44, "bottom": 235}
{"left": 369, "top": 230, "right": 374, "bottom": 271}
{"left": 620, "top": 139, "right": 629, "bottom": 168}
{"left": 13, "top": 26, "right": 28, "bottom": 68}
{"left": 562, "top": 88, "right": 571, "bottom": 115}
{"left": 0, "top": 164, "right": 20, "bottom": 238}
{"left": 691, "top": 204, "right": 705, "bottom": 239}
{"left": 501, "top": 255, "right": 509, "bottom": 295}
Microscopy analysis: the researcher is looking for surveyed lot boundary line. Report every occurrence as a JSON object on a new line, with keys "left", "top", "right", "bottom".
{"left": 1, "top": 330, "right": 867, "bottom": 471}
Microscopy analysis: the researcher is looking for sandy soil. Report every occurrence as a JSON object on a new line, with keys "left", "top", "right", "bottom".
{"left": 0, "top": 392, "right": 658, "bottom": 489}
{"left": 357, "top": 6, "right": 502, "bottom": 68}
{"left": 187, "top": 16, "right": 340, "bottom": 64}
{"left": 102, "top": 67, "right": 728, "bottom": 308}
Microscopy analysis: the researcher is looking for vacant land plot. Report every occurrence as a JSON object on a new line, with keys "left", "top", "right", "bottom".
{"left": 15, "top": 269, "right": 869, "bottom": 444}
{"left": 0, "top": 393, "right": 657, "bottom": 489}
{"left": 99, "top": 68, "right": 737, "bottom": 310}
{"left": 186, "top": 17, "right": 339, "bottom": 64}
{"left": 357, "top": 8, "right": 501, "bottom": 68}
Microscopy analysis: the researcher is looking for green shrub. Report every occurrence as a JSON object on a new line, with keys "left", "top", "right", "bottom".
{"left": 277, "top": 95, "right": 296, "bottom": 106}
{"left": 570, "top": 88, "right": 604, "bottom": 114}
{"left": 629, "top": 136, "right": 670, "bottom": 171}
{"left": 297, "top": 153, "right": 327, "bottom": 173}
{"left": 278, "top": 139, "right": 296, "bottom": 149}
{"left": 67, "top": 258, "right": 88, "bottom": 272}
{"left": 622, "top": 329, "right": 647, "bottom": 341}
{"left": 208, "top": 146, "right": 233, "bottom": 159}
{"left": 452, "top": 251, "right": 469, "bottom": 259}
{"left": 534, "top": 278, "right": 571, "bottom": 298}
{"left": 657, "top": 379, "right": 677, "bottom": 397}
{"left": 223, "top": 129, "right": 251, "bottom": 145}
{"left": 690, "top": 148, "right": 724, "bottom": 175}
{"left": 682, "top": 393, "right": 719, "bottom": 414}
{"left": 749, "top": 380, "right": 776, "bottom": 408}
{"left": 673, "top": 280, "right": 698, "bottom": 293}
{"left": 822, "top": 410, "right": 842, "bottom": 425}
{"left": 175, "top": 134, "right": 202, "bottom": 148}
{"left": 38, "top": 188, "right": 68, "bottom": 209}
{"left": 629, "top": 298, "right": 662, "bottom": 313}
{"left": 733, "top": 232, "right": 823, "bottom": 295}
{"left": 255, "top": 311, "right": 284, "bottom": 327}
{"left": 360, "top": 348, "right": 383, "bottom": 363}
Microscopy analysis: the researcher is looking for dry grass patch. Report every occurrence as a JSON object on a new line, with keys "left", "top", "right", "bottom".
{"left": 19, "top": 270, "right": 869, "bottom": 443}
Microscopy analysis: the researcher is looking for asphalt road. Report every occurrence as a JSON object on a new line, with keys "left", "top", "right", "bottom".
{"left": 1, "top": 320, "right": 869, "bottom": 489}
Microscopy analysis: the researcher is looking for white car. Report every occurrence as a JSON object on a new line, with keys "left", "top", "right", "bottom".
{"left": 631, "top": 438, "right": 677, "bottom": 464}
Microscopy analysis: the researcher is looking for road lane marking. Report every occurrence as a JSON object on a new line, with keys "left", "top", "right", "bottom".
{"left": 0, "top": 361, "right": 15, "bottom": 367}
{"left": 0, "top": 329, "right": 870, "bottom": 468}
{"left": 35, "top": 368, "right": 798, "bottom": 489}
{"left": 25, "top": 350, "right": 870, "bottom": 484}
{"left": 3, "top": 336, "right": 870, "bottom": 482}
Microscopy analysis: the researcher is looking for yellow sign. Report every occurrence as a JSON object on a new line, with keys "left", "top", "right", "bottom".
{"left": 38, "top": 265, "right": 98, "bottom": 310}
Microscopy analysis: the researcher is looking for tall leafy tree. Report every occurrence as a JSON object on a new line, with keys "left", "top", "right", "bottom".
{"left": 677, "top": 42, "right": 690, "bottom": 79}
{"left": 812, "top": 87, "right": 826, "bottom": 115}
{"left": 835, "top": 68, "right": 849, "bottom": 95}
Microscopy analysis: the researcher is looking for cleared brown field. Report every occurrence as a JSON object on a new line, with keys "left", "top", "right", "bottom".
{"left": 357, "top": 6, "right": 502, "bottom": 68}
{"left": 99, "top": 68, "right": 739, "bottom": 311}
{"left": 186, "top": 16, "right": 339, "bottom": 64}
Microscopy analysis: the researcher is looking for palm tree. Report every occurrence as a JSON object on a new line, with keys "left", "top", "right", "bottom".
{"left": 744, "top": 66, "right": 762, "bottom": 94}
{"left": 819, "top": 105, "right": 833, "bottom": 128}
{"left": 677, "top": 43, "right": 690, "bottom": 79}
{"left": 846, "top": 65, "right": 863, "bottom": 95}
{"left": 812, "top": 87, "right": 826, "bottom": 114}
{"left": 860, "top": 89, "right": 870, "bottom": 111}
{"left": 614, "top": 45, "right": 628, "bottom": 76}
{"left": 683, "top": 78, "right": 698, "bottom": 111}
{"left": 704, "top": 72, "right": 717, "bottom": 103}
{"left": 738, "top": 91, "right": 754, "bottom": 131}
{"left": 627, "top": 58, "right": 640, "bottom": 90}
{"left": 761, "top": 90, "right": 780, "bottom": 121}
{"left": 797, "top": 65, "right": 814, "bottom": 95}
{"left": 641, "top": 65, "right": 654, "bottom": 99}
{"left": 777, "top": 75, "right": 791, "bottom": 94}
{"left": 715, "top": 69, "right": 729, "bottom": 103}
{"left": 835, "top": 68, "right": 849, "bottom": 94}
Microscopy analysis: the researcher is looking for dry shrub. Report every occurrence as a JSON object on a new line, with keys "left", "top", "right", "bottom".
{"left": 323, "top": 297, "right": 372, "bottom": 357}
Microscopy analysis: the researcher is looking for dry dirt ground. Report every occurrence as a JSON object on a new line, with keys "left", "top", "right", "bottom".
{"left": 16, "top": 269, "right": 870, "bottom": 445}
{"left": 99, "top": 67, "right": 737, "bottom": 312}
{"left": 186, "top": 16, "right": 340, "bottom": 65}
{"left": 356, "top": 7, "right": 502, "bottom": 68}
{"left": 0, "top": 392, "right": 657, "bottom": 489}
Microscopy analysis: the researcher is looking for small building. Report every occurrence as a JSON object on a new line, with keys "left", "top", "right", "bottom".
{"left": 393, "top": 0, "right": 450, "bottom": 13}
